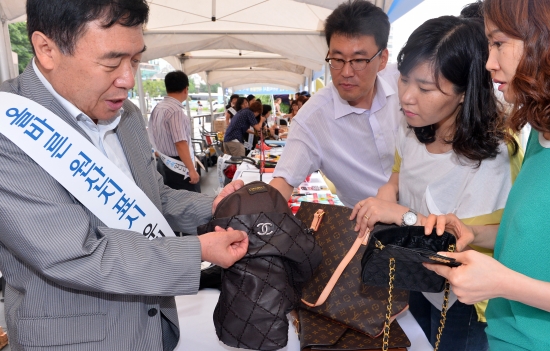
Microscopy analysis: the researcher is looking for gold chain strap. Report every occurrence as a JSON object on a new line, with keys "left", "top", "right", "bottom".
{"left": 382, "top": 257, "right": 395, "bottom": 351}
{"left": 382, "top": 243, "right": 456, "bottom": 351}
{"left": 434, "top": 243, "right": 455, "bottom": 351}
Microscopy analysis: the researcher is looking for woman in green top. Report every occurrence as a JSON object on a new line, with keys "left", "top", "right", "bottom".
{"left": 425, "top": 1, "right": 550, "bottom": 350}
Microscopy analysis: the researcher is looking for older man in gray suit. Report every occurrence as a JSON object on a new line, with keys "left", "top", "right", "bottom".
{"left": 0, "top": 0, "right": 249, "bottom": 350}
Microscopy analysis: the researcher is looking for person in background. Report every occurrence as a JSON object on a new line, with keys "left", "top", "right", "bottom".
{"left": 282, "top": 101, "right": 299, "bottom": 124}
{"left": 196, "top": 100, "right": 203, "bottom": 115}
{"left": 351, "top": 15, "right": 521, "bottom": 351}
{"left": 246, "top": 94, "right": 256, "bottom": 105}
{"left": 148, "top": 70, "right": 200, "bottom": 192}
{"left": 424, "top": 1, "right": 550, "bottom": 350}
{"left": 234, "top": 97, "right": 248, "bottom": 113}
{"left": 274, "top": 97, "right": 282, "bottom": 116}
{"left": 259, "top": 104, "right": 278, "bottom": 141}
{"left": 225, "top": 93, "right": 239, "bottom": 126}
{"left": 0, "top": 0, "right": 248, "bottom": 349}
{"left": 459, "top": 0, "right": 483, "bottom": 19}
{"left": 296, "top": 95, "right": 308, "bottom": 109}
{"left": 223, "top": 101, "right": 265, "bottom": 156}
{"left": 270, "top": 0, "right": 401, "bottom": 208}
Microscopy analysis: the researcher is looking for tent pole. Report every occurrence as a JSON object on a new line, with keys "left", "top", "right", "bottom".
{"left": 136, "top": 64, "right": 147, "bottom": 122}
{"left": 181, "top": 57, "right": 194, "bottom": 135}
{"left": 206, "top": 71, "right": 214, "bottom": 125}
{"left": 0, "top": 17, "right": 15, "bottom": 83}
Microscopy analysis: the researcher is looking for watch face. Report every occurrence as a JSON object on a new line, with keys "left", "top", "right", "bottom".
{"left": 404, "top": 212, "right": 417, "bottom": 226}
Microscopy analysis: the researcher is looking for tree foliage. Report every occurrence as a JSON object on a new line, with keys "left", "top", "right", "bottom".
{"left": 143, "top": 80, "right": 166, "bottom": 97}
{"left": 8, "top": 22, "right": 33, "bottom": 74}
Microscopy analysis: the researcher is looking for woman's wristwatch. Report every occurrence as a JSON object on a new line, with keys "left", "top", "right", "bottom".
{"left": 401, "top": 209, "right": 418, "bottom": 226}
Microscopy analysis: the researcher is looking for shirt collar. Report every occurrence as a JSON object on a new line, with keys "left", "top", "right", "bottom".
{"left": 32, "top": 58, "right": 122, "bottom": 127}
{"left": 331, "top": 70, "right": 396, "bottom": 119}
{"left": 164, "top": 96, "right": 183, "bottom": 105}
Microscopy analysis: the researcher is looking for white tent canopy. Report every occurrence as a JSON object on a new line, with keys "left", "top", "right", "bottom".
{"left": 0, "top": 0, "right": 24, "bottom": 21}
{"left": 175, "top": 50, "right": 308, "bottom": 76}
{"left": 232, "top": 82, "right": 298, "bottom": 92}
{"left": 142, "top": 0, "right": 394, "bottom": 89}
{"left": 142, "top": 0, "right": 335, "bottom": 79}
{"left": 0, "top": 0, "right": 395, "bottom": 87}
{"left": 202, "top": 68, "right": 306, "bottom": 88}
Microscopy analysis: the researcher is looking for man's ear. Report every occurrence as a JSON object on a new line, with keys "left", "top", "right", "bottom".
{"left": 31, "top": 31, "right": 59, "bottom": 70}
{"left": 377, "top": 48, "right": 389, "bottom": 72}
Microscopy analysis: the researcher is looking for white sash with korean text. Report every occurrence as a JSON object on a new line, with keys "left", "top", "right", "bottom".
{"left": 155, "top": 149, "right": 191, "bottom": 179}
{"left": 0, "top": 92, "right": 175, "bottom": 239}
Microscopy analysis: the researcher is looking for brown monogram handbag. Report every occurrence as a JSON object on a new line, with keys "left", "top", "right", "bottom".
{"left": 294, "top": 202, "right": 410, "bottom": 350}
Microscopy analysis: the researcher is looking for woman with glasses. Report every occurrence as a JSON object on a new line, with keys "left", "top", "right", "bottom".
{"left": 424, "top": 1, "right": 550, "bottom": 350}
{"left": 351, "top": 15, "right": 521, "bottom": 351}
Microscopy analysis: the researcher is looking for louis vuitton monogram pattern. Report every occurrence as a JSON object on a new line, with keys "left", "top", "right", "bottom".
{"left": 298, "top": 309, "right": 410, "bottom": 350}
{"left": 296, "top": 202, "right": 409, "bottom": 338}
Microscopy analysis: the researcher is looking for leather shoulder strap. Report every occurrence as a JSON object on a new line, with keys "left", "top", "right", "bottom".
{"left": 301, "top": 228, "right": 370, "bottom": 307}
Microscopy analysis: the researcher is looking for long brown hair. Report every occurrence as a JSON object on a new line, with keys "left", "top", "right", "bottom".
{"left": 484, "top": 0, "right": 550, "bottom": 133}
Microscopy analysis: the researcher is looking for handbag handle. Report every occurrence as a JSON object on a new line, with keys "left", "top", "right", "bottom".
{"left": 301, "top": 226, "right": 370, "bottom": 308}
{"left": 381, "top": 244, "right": 456, "bottom": 351}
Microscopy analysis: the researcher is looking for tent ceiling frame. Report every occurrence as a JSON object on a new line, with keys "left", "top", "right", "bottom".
{"left": 144, "top": 30, "right": 324, "bottom": 36}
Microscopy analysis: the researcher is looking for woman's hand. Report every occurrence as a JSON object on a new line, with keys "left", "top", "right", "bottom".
{"left": 425, "top": 250, "right": 508, "bottom": 304}
{"left": 350, "top": 197, "right": 408, "bottom": 237}
{"left": 422, "top": 214, "right": 474, "bottom": 252}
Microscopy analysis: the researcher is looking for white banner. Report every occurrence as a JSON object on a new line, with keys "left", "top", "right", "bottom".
{"left": 156, "top": 149, "right": 190, "bottom": 179}
{"left": 0, "top": 92, "right": 175, "bottom": 239}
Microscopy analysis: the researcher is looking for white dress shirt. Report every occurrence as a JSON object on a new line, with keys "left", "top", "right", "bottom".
{"left": 273, "top": 63, "right": 402, "bottom": 207}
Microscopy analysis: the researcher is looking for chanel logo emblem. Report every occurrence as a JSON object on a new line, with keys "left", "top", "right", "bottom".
{"left": 256, "top": 223, "right": 274, "bottom": 236}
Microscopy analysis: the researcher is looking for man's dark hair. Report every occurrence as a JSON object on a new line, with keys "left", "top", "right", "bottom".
{"left": 246, "top": 94, "right": 256, "bottom": 102}
{"left": 262, "top": 104, "right": 272, "bottom": 116}
{"left": 27, "top": 0, "right": 149, "bottom": 55}
{"left": 324, "top": 0, "right": 390, "bottom": 49}
{"left": 226, "top": 94, "right": 239, "bottom": 108}
{"left": 235, "top": 97, "right": 247, "bottom": 112}
{"left": 460, "top": 1, "right": 483, "bottom": 19}
{"left": 164, "top": 71, "right": 189, "bottom": 94}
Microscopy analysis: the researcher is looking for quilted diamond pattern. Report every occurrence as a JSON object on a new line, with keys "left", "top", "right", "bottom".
{"left": 205, "top": 212, "right": 322, "bottom": 350}
{"left": 361, "top": 225, "right": 457, "bottom": 293}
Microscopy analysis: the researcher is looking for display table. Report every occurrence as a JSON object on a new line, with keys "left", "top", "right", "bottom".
{"left": 175, "top": 290, "right": 432, "bottom": 351}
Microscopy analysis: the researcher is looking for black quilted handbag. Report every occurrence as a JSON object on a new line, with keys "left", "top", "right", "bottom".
{"left": 198, "top": 181, "right": 323, "bottom": 351}
{"left": 361, "top": 225, "right": 460, "bottom": 351}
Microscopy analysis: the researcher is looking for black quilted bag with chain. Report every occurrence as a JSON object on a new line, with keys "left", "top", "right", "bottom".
{"left": 361, "top": 225, "right": 460, "bottom": 293}
{"left": 198, "top": 181, "right": 323, "bottom": 351}
{"left": 361, "top": 225, "right": 461, "bottom": 351}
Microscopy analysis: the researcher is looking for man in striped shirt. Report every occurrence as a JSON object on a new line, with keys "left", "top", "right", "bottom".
{"left": 148, "top": 70, "right": 200, "bottom": 192}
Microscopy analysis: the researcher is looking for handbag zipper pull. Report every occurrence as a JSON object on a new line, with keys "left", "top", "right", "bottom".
{"left": 309, "top": 209, "right": 325, "bottom": 233}
{"left": 375, "top": 239, "right": 385, "bottom": 250}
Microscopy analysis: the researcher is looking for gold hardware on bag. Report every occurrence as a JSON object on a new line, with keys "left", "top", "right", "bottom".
{"left": 382, "top": 258, "right": 395, "bottom": 351}
{"left": 381, "top": 244, "right": 456, "bottom": 351}
{"left": 429, "top": 256, "right": 451, "bottom": 264}
{"left": 309, "top": 209, "right": 325, "bottom": 232}
{"left": 433, "top": 243, "right": 456, "bottom": 351}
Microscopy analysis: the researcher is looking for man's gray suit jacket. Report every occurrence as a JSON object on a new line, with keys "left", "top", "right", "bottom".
{"left": 0, "top": 64, "right": 215, "bottom": 350}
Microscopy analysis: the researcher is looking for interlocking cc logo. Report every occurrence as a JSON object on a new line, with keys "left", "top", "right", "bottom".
{"left": 256, "top": 222, "right": 274, "bottom": 236}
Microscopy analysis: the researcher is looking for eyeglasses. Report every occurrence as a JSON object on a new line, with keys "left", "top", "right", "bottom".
{"left": 325, "top": 48, "right": 383, "bottom": 71}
